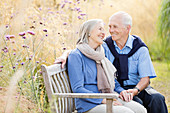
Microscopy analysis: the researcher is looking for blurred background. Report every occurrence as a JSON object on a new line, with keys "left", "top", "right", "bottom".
{"left": 0, "top": 0, "right": 169, "bottom": 112}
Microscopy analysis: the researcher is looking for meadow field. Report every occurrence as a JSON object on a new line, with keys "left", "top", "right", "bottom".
{"left": 0, "top": 0, "right": 169, "bottom": 112}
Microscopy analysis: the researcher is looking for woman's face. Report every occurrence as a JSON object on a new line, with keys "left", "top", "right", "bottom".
{"left": 89, "top": 22, "right": 105, "bottom": 46}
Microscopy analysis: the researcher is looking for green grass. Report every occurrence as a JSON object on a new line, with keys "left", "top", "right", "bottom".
{"left": 151, "top": 61, "right": 170, "bottom": 112}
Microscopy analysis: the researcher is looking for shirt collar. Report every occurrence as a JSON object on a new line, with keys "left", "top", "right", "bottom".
{"left": 113, "top": 35, "right": 134, "bottom": 49}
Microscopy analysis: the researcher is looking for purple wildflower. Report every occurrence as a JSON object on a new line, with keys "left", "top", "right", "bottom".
{"left": 0, "top": 66, "right": 3, "bottom": 68}
{"left": 63, "top": 22, "right": 67, "bottom": 25}
{"left": 5, "top": 35, "right": 10, "bottom": 40}
{"left": 61, "top": 4, "right": 65, "bottom": 8}
{"left": 64, "top": 0, "right": 68, "bottom": 3}
{"left": 80, "top": 13, "right": 86, "bottom": 16}
{"left": 77, "top": 16, "right": 82, "bottom": 19}
{"left": 45, "top": 34, "right": 48, "bottom": 37}
{"left": 27, "top": 30, "right": 35, "bottom": 35}
{"left": 39, "top": 71, "right": 42, "bottom": 74}
{"left": 16, "top": 63, "right": 18, "bottom": 65}
{"left": 29, "top": 58, "right": 32, "bottom": 60}
{"left": 22, "top": 45, "right": 27, "bottom": 48}
{"left": 32, "top": 76, "right": 35, "bottom": 79}
{"left": 13, "top": 52, "right": 16, "bottom": 55}
{"left": 6, "top": 25, "right": 9, "bottom": 28}
{"left": 13, "top": 66, "right": 16, "bottom": 69}
{"left": 43, "top": 29, "right": 47, "bottom": 32}
{"left": 0, "top": 70, "right": 2, "bottom": 72}
{"left": 63, "top": 47, "right": 66, "bottom": 50}
{"left": 19, "top": 32, "right": 26, "bottom": 36}
{"left": 23, "top": 81, "right": 27, "bottom": 83}
{"left": 2, "top": 47, "right": 8, "bottom": 53}
{"left": 78, "top": 10, "right": 82, "bottom": 13}
{"left": 75, "top": 7, "right": 80, "bottom": 11}
{"left": 21, "top": 62, "right": 25, "bottom": 65}
{"left": 68, "top": 1, "right": 72, "bottom": 4}
{"left": 22, "top": 36, "right": 26, "bottom": 39}
{"left": 36, "top": 61, "right": 39, "bottom": 64}
{"left": 30, "top": 26, "right": 35, "bottom": 29}
{"left": 13, "top": 49, "right": 16, "bottom": 51}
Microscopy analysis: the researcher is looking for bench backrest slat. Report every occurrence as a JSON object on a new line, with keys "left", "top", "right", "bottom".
{"left": 41, "top": 64, "right": 75, "bottom": 113}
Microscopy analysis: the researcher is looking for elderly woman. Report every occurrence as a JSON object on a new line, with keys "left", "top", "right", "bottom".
{"left": 67, "top": 19, "right": 146, "bottom": 113}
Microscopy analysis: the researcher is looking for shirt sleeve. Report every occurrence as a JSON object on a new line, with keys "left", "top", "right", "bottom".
{"left": 114, "top": 79, "right": 125, "bottom": 94}
{"left": 67, "top": 51, "right": 103, "bottom": 104}
{"left": 137, "top": 47, "right": 156, "bottom": 78}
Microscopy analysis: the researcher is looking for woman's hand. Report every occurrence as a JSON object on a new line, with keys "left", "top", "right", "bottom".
{"left": 119, "top": 90, "right": 133, "bottom": 102}
{"left": 101, "top": 99, "right": 122, "bottom": 106}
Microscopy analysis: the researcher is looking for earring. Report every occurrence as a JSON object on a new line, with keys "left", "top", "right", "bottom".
{"left": 88, "top": 33, "right": 91, "bottom": 37}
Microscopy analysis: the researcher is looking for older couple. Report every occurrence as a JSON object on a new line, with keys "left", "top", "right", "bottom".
{"left": 55, "top": 11, "right": 168, "bottom": 113}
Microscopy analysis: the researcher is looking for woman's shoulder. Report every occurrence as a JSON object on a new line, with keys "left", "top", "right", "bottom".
{"left": 69, "top": 48, "right": 83, "bottom": 58}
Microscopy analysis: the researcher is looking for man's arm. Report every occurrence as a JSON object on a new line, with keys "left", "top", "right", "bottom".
{"left": 127, "top": 76, "right": 150, "bottom": 97}
{"left": 54, "top": 50, "right": 72, "bottom": 68}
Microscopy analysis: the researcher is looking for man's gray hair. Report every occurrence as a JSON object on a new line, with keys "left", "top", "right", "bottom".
{"left": 109, "top": 11, "right": 132, "bottom": 27}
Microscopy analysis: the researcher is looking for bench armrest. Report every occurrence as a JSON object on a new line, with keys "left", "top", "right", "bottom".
{"left": 54, "top": 93, "right": 118, "bottom": 99}
{"left": 54, "top": 93, "right": 118, "bottom": 113}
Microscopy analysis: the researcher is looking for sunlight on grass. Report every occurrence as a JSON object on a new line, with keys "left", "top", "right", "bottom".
{"left": 151, "top": 61, "right": 170, "bottom": 112}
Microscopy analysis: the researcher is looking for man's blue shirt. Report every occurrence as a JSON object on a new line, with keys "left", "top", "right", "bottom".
{"left": 102, "top": 35, "right": 156, "bottom": 86}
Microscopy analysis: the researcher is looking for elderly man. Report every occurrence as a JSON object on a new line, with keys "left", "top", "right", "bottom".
{"left": 103, "top": 11, "right": 168, "bottom": 113}
{"left": 55, "top": 11, "right": 168, "bottom": 113}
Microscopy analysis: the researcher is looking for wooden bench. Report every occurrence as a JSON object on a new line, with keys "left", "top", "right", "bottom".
{"left": 41, "top": 64, "right": 118, "bottom": 113}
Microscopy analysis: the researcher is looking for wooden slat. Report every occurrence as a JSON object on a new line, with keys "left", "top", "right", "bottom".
{"left": 56, "top": 73, "right": 68, "bottom": 113}
{"left": 53, "top": 75, "right": 65, "bottom": 113}
{"left": 63, "top": 71, "right": 74, "bottom": 112}
{"left": 59, "top": 72, "right": 70, "bottom": 113}
{"left": 51, "top": 77, "right": 60, "bottom": 113}
{"left": 53, "top": 93, "right": 118, "bottom": 99}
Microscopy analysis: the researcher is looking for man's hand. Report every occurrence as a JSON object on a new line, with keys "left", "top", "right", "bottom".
{"left": 54, "top": 56, "right": 67, "bottom": 69}
{"left": 54, "top": 50, "right": 72, "bottom": 69}
{"left": 119, "top": 90, "right": 133, "bottom": 102}
{"left": 127, "top": 88, "right": 138, "bottom": 96}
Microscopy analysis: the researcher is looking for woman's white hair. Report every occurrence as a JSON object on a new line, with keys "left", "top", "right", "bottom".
{"left": 77, "top": 19, "right": 103, "bottom": 44}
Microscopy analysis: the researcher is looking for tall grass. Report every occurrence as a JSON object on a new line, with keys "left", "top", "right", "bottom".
{"left": 0, "top": 0, "right": 163, "bottom": 112}
{"left": 157, "top": 0, "right": 170, "bottom": 61}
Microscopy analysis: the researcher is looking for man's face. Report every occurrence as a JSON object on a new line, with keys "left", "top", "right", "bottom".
{"left": 108, "top": 16, "right": 127, "bottom": 42}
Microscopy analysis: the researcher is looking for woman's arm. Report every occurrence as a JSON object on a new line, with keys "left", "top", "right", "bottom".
{"left": 67, "top": 51, "right": 103, "bottom": 104}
